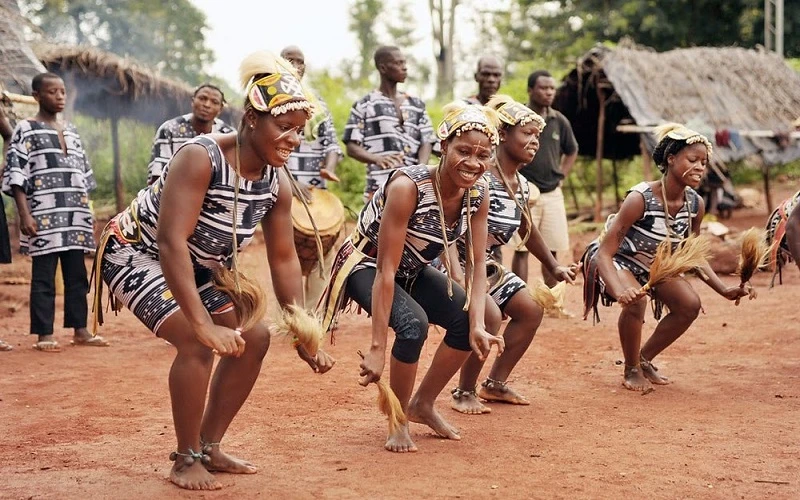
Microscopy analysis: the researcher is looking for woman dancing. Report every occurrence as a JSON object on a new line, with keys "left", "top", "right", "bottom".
{"left": 449, "top": 95, "right": 575, "bottom": 415}
{"left": 582, "top": 124, "right": 749, "bottom": 392}
{"left": 319, "top": 102, "right": 504, "bottom": 452}
{"left": 95, "top": 52, "right": 333, "bottom": 490}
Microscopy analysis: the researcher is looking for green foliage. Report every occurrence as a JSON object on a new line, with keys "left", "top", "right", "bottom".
{"left": 21, "top": 0, "right": 215, "bottom": 84}
{"left": 349, "top": 0, "right": 385, "bottom": 83}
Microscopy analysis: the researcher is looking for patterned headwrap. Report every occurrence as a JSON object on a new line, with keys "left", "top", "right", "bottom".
{"left": 436, "top": 103, "right": 500, "bottom": 145}
{"left": 653, "top": 123, "right": 713, "bottom": 163}
{"left": 494, "top": 99, "right": 545, "bottom": 130}
{"left": 244, "top": 62, "right": 314, "bottom": 118}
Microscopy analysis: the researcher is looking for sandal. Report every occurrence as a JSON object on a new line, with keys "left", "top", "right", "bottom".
{"left": 71, "top": 335, "right": 110, "bottom": 347}
{"left": 32, "top": 340, "right": 61, "bottom": 352}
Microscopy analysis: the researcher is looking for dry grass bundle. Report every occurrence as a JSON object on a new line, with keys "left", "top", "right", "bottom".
{"left": 273, "top": 304, "right": 323, "bottom": 357}
{"left": 737, "top": 228, "right": 771, "bottom": 284}
{"left": 213, "top": 267, "right": 267, "bottom": 331}
{"left": 637, "top": 235, "right": 711, "bottom": 297}
{"left": 357, "top": 350, "right": 408, "bottom": 435}
{"left": 529, "top": 281, "right": 566, "bottom": 313}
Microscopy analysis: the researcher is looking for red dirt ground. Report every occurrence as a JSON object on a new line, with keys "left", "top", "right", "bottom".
{"left": 1, "top": 195, "right": 799, "bottom": 499}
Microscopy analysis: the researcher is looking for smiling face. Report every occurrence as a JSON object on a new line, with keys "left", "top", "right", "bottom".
{"left": 192, "top": 87, "right": 224, "bottom": 123}
{"left": 668, "top": 142, "right": 709, "bottom": 189}
{"left": 34, "top": 76, "right": 66, "bottom": 114}
{"left": 440, "top": 129, "right": 494, "bottom": 189}
{"left": 248, "top": 108, "right": 307, "bottom": 167}
{"left": 501, "top": 122, "right": 541, "bottom": 165}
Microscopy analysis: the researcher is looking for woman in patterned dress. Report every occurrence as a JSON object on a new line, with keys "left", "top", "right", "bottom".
{"left": 765, "top": 190, "right": 800, "bottom": 285}
{"left": 449, "top": 95, "right": 576, "bottom": 415}
{"left": 582, "top": 124, "right": 749, "bottom": 393}
{"left": 96, "top": 52, "right": 333, "bottom": 490}
{"left": 319, "top": 102, "right": 504, "bottom": 452}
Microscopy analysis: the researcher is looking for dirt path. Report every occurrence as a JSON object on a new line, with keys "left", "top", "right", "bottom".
{"left": 1, "top": 202, "right": 799, "bottom": 499}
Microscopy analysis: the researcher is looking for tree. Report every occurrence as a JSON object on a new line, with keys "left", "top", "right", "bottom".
{"left": 386, "top": 0, "right": 432, "bottom": 92}
{"left": 21, "top": 0, "right": 215, "bottom": 84}
{"left": 348, "top": 0, "right": 385, "bottom": 83}
{"left": 429, "top": 0, "right": 459, "bottom": 100}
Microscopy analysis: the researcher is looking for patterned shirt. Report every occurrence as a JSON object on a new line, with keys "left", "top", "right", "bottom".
{"left": 610, "top": 182, "right": 700, "bottom": 275}
{"left": 457, "top": 170, "right": 530, "bottom": 262}
{"left": 147, "top": 113, "right": 235, "bottom": 181}
{"left": 109, "top": 136, "right": 280, "bottom": 271}
{"left": 2, "top": 119, "right": 96, "bottom": 256}
{"left": 286, "top": 95, "right": 342, "bottom": 188}
{"left": 343, "top": 91, "right": 436, "bottom": 198}
{"left": 355, "top": 165, "right": 486, "bottom": 277}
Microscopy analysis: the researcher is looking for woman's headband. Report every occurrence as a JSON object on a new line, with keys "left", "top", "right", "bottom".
{"left": 436, "top": 104, "right": 499, "bottom": 145}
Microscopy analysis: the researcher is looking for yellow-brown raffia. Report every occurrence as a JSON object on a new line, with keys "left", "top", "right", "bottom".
{"left": 735, "top": 227, "right": 771, "bottom": 305}
{"left": 357, "top": 350, "right": 408, "bottom": 435}
{"left": 636, "top": 234, "right": 711, "bottom": 298}
{"left": 273, "top": 304, "right": 323, "bottom": 357}
{"left": 529, "top": 281, "right": 566, "bottom": 313}
{"left": 213, "top": 267, "right": 267, "bottom": 332}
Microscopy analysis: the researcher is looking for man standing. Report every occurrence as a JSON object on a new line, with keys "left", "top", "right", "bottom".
{"left": 146, "top": 84, "right": 234, "bottom": 185}
{"left": 280, "top": 45, "right": 343, "bottom": 308}
{"left": 464, "top": 56, "right": 503, "bottom": 106}
{"left": 344, "top": 46, "right": 437, "bottom": 201}
{"left": 513, "top": 70, "right": 578, "bottom": 290}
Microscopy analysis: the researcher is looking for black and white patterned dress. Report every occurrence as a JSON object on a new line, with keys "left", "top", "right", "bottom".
{"left": 2, "top": 120, "right": 96, "bottom": 256}
{"left": 286, "top": 95, "right": 342, "bottom": 188}
{"left": 319, "top": 165, "right": 486, "bottom": 330}
{"left": 457, "top": 170, "right": 531, "bottom": 310}
{"left": 582, "top": 181, "right": 700, "bottom": 321}
{"left": 147, "top": 114, "right": 235, "bottom": 181}
{"left": 101, "top": 136, "right": 280, "bottom": 333}
{"left": 342, "top": 91, "right": 436, "bottom": 200}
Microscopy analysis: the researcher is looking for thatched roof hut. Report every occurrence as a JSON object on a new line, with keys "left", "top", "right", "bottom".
{"left": 555, "top": 43, "right": 800, "bottom": 218}
{"left": 0, "top": 0, "right": 46, "bottom": 95}
{"left": 34, "top": 43, "right": 239, "bottom": 127}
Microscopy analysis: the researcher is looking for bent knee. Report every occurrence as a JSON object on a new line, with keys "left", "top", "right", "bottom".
{"left": 245, "top": 322, "right": 271, "bottom": 357}
{"left": 391, "top": 316, "right": 428, "bottom": 363}
{"left": 674, "top": 296, "right": 702, "bottom": 321}
{"left": 622, "top": 296, "right": 648, "bottom": 317}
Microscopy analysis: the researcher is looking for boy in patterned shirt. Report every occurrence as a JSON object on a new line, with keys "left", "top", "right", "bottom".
{"left": 3, "top": 72, "right": 108, "bottom": 351}
{"left": 344, "top": 46, "right": 437, "bottom": 202}
{"left": 146, "top": 84, "right": 234, "bottom": 185}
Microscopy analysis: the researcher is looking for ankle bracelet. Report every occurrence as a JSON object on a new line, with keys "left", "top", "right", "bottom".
{"left": 451, "top": 387, "right": 477, "bottom": 399}
{"left": 169, "top": 447, "right": 210, "bottom": 466}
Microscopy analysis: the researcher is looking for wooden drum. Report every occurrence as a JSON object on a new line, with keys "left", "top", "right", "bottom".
{"left": 292, "top": 188, "right": 345, "bottom": 276}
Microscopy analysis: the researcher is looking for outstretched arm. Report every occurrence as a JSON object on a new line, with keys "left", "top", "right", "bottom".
{"left": 595, "top": 193, "right": 645, "bottom": 305}
{"left": 520, "top": 215, "right": 575, "bottom": 284}
{"left": 358, "top": 175, "right": 417, "bottom": 386}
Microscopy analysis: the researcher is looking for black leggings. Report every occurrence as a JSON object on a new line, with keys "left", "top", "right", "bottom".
{"left": 346, "top": 266, "right": 471, "bottom": 363}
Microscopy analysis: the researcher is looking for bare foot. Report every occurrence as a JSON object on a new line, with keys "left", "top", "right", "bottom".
{"left": 450, "top": 388, "right": 491, "bottom": 415}
{"left": 384, "top": 423, "right": 418, "bottom": 453}
{"left": 408, "top": 399, "right": 461, "bottom": 440}
{"left": 169, "top": 460, "right": 222, "bottom": 490}
{"left": 623, "top": 365, "right": 653, "bottom": 392}
{"left": 478, "top": 379, "right": 530, "bottom": 405}
{"left": 204, "top": 446, "right": 257, "bottom": 474}
{"left": 640, "top": 358, "right": 670, "bottom": 385}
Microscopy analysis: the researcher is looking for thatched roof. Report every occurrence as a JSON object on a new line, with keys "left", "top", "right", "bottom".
{"left": 0, "top": 0, "right": 46, "bottom": 95}
{"left": 555, "top": 44, "right": 800, "bottom": 166}
{"left": 34, "top": 44, "right": 239, "bottom": 127}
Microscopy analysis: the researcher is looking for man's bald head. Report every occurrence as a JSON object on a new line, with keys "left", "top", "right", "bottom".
{"left": 474, "top": 55, "right": 503, "bottom": 104}
{"left": 280, "top": 45, "right": 306, "bottom": 79}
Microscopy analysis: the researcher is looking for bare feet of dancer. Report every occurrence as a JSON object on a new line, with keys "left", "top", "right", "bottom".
{"left": 408, "top": 397, "right": 461, "bottom": 440}
{"left": 202, "top": 443, "right": 257, "bottom": 474}
{"left": 169, "top": 453, "right": 221, "bottom": 490}
{"left": 450, "top": 388, "right": 491, "bottom": 414}
{"left": 384, "top": 423, "right": 418, "bottom": 453}
{"left": 623, "top": 365, "right": 653, "bottom": 392}
{"left": 477, "top": 378, "right": 530, "bottom": 405}
{"left": 640, "top": 356, "right": 670, "bottom": 385}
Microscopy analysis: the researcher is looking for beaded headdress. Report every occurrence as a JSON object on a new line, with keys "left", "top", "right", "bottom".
{"left": 436, "top": 104, "right": 499, "bottom": 145}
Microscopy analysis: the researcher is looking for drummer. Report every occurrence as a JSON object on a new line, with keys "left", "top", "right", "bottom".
{"left": 343, "top": 46, "right": 438, "bottom": 202}
{"left": 281, "top": 46, "right": 344, "bottom": 308}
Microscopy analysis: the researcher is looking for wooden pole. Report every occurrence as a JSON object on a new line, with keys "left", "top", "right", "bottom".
{"left": 763, "top": 163, "right": 773, "bottom": 214}
{"left": 640, "top": 136, "right": 653, "bottom": 181}
{"left": 612, "top": 159, "right": 621, "bottom": 209}
{"left": 110, "top": 115, "right": 124, "bottom": 213}
{"left": 594, "top": 85, "right": 607, "bottom": 222}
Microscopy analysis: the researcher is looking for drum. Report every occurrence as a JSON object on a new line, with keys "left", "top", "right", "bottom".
{"left": 292, "top": 188, "right": 345, "bottom": 276}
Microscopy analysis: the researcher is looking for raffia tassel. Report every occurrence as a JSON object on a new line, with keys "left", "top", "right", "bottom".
{"left": 358, "top": 350, "right": 407, "bottom": 435}
{"left": 273, "top": 304, "right": 323, "bottom": 357}
{"left": 737, "top": 227, "right": 771, "bottom": 284}
{"left": 213, "top": 267, "right": 267, "bottom": 332}
{"left": 635, "top": 234, "right": 711, "bottom": 299}
{"left": 529, "top": 280, "right": 566, "bottom": 313}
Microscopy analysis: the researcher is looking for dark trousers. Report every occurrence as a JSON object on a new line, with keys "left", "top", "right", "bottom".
{"left": 346, "top": 266, "right": 471, "bottom": 363}
{"left": 30, "top": 250, "right": 89, "bottom": 335}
